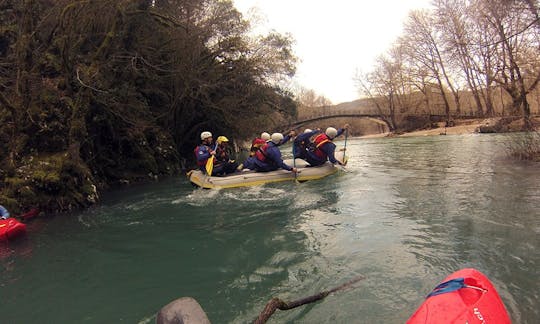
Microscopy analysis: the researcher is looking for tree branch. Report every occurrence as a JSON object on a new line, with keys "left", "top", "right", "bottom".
{"left": 0, "top": 90, "right": 17, "bottom": 115}
{"left": 76, "top": 67, "right": 108, "bottom": 93}
{"left": 254, "top": 276, "right": 365, "bottom": 324}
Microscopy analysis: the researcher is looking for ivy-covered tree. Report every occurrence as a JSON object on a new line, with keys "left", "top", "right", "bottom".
{"left": 0, "top": 0, "right": 298, "bottom": 213}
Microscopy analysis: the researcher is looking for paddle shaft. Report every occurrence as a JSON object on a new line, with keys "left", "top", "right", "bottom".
{"left": 17, "top": 208, "right": 40, "bottom": 221}
{"left": 342, "top": 129, "right": 348, "bottom": 163}
{"left": 205, "top": 142, "right": 219, "bottom": 175}
{"left": 292, "top": 142, "right": 298, "bottom": 182}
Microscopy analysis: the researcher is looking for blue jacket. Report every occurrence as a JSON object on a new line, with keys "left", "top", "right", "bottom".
{"left": 302, "top": 128, "right": 345, "bottom": 166}
{"left": 254, "top": 142, "right": 293, "bottom": 172}
{"left": 277, "top": 134, "right": 292, "bottom": 146}
{"left": 294, "top": 130, "right": 320, "bottom": 145}
{"left": 293, "top": 130, "right": 320, "bottom": 158}
{"left": 0, "top": 205, "right": 10, "bottom": 219}
{"left": 194, "top": 144, "right": 214, "bottom": 172}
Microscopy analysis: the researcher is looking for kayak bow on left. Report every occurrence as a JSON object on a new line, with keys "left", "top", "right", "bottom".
{"left": 0, "top": 208, "right": 40, "bottom": 242}
{"left": 0, "top": 218, "right": 27, "bottom": 242}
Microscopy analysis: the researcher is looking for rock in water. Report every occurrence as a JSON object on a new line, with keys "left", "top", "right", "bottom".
{"left": 156, "top": 297, "right": 211, "bottom": 324}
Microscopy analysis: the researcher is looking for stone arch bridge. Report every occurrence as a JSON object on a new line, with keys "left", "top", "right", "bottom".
{"left": 275, "top": 113, "right": 392, "bottom": 132}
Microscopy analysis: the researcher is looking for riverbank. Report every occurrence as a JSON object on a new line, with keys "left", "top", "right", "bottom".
{"left": 398, "top": 118, "right": 493, "bottom": 137}
{"left": 360, "top": 117, "right": 540, "bottom": 138}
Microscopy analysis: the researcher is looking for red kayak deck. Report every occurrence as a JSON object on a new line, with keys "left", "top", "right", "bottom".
{"left": 407, "top": 268, "right": 511, "bottom": 324}
{"left": 0, "top": 218, "right": 27, "bottom": 242}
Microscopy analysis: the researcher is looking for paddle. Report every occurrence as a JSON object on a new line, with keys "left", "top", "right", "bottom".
{"left": 342, "top": 128, "right": 348, "bottom": 166}
{"left": 292, "top": 143, "right": 299, "bottom": 183}
{"left": 205, "top": 142, "right": 218, "bottom": 176}
{"left": 205, "top": 155, "right": 214, "bottom": 175}
{"left": 15, "top": 208, "right": 40, "bottom": 221}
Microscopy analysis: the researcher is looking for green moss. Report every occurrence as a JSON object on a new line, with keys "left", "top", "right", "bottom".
{"left": 4, "top": 176, "right": 27, "bottom": 189}
{"left": 17, "top": 186, "right": 36, "bottom": 200}
{"left": 0, "top": 152, "right": 100, "bottom": 213}
{"left": 30, "top": 155, "right": 64, "bottom": 193}
{"left": 0, "top": 195, "right": 19, "bottom": 214}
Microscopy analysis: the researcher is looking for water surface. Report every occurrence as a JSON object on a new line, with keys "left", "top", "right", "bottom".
{"left": 1, "top": 133, "right": 539, "bottom": 323}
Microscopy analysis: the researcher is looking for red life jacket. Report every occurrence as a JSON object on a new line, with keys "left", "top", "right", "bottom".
{"left": 255, "top": 143, "right": 270, "bottom": 162}
{"left": 250, "top": 138, "right": 267, "bottom": 156}
{"left": 252, "top": 138, "right": 266, "bottom": 147}
{"left": 313, "top": 133, "right": 331, "bottom": 159}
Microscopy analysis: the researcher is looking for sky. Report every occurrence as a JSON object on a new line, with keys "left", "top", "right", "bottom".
{"left": 233, "top": 0, "right": 433, "bottom": 104}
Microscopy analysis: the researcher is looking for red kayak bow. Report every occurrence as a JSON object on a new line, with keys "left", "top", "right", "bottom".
{"left": 0, "top": 218, "right": 27, "bottom": 242}
{"left": 408, "top": 268, "right": 511, "bottom": 324}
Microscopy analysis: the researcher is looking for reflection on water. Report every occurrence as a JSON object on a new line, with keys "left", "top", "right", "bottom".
{"left": 1, "top": 134, "right": 539, "bottom": 323}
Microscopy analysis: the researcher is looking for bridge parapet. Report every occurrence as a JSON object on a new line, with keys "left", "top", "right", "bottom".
{"left": 280, "top": 113, "right": 392, "bottom": 132}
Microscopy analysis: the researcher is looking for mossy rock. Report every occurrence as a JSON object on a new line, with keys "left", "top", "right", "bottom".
{"left": 0, "top": 195, "right": 20, "bottom": 214}
{"left": 1, "top": 152, "right": 99, "bottom": 213}
{"left": 4, "top": 176, "right": 27, "bottom": 189}
{"left": 32, "top": 169, "right": 62, "bottom": 192}
{"left": 30, "top": 155, "right": 64, "bottom": 193}
{"left": 17, "top": 186, "right": 36, "bottom": 201}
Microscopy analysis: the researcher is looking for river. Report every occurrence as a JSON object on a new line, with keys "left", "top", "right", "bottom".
{"left": 1, "top": 133, "right": 539, "bottom": 323}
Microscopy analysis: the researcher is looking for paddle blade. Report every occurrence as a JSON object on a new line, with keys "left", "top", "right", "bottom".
{"left": 336, "top": 150, "right": 348, "bottom": 166}
{"left": 205, "top": 156, "right": 214, "bottom": 175}
{"left": 19, "top": 208, "right": 40, "bottom": 221}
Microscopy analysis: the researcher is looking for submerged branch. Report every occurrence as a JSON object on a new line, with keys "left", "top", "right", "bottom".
{"left": 254, "top": 276, "right": 365, "bottom": 324}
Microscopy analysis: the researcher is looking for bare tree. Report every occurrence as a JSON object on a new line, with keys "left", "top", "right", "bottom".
{"left": 353, "top": 0, "right": 540, "bottom": 126}
{"left": 401, "top": 10, "right": 461, "bottom": 123}
{"left": 354, "top": 54, "right": 400, "bottom": 131}
{"left": 475, "top": 0, "right": 540, "bottom": 124}
{"left": 295, "top": 87, "right": 332, "bottom": 109}
{"left": 434, "top": 0, "right": 487, "bottom": 116}
{"left": 387, "top": 44, "right": 425, "bottom": 115}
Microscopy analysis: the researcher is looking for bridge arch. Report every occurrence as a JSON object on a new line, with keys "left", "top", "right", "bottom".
{"left": 277, "top": 113, "right": 393, "bottom": 132}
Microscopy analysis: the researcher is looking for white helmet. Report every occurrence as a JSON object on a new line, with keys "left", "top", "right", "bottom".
{"left": 303, "top": 128, "right": 312, "bottom": 133}
{"left": 325, "top": 127, "right": 338, "bottom": 139}
{"left": 200, "top": 131, "right": 212, "bottom": 140}
{"left": 261, "top": 132, "right": 271, "bottom": 141}
{"left": 271, "top": 132, "right": 284, "bottom": 144}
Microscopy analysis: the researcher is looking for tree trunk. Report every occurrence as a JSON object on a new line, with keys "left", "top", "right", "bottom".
{"left": 484, "top": 86, "right": 495, "bottom": 116}
{"left": 435, "top": 77, "right": 452, "bottom": 123}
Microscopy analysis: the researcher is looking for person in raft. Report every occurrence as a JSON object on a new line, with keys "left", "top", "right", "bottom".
{"left": 249, "top": 130, "right": 295, "bottom": 157}
{"left": 194, "top": 131, "right": 216, "bottom": 174}
{"left": 294, "top": 124, "right": 349, "bottom": 166}
{"left": 277, "top": 129, "right": 296, "bottom": 146}
{"left": 0, "top": 205, "right": 10, "bottom": 219}
{"left": 213, "top": 136, "right": 239, "bottom": 175}
{"left": 293, "top": 128, "right": 319, "bottom": 159}
{"left": 249, "top": 132, "right": 271, "bottom": 156}
{"left": 242, "top": 133, "right": 297, "bottom": 173}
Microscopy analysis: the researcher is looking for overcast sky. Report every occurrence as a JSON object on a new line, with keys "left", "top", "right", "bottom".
{"left": 233, "top": 0, "right": 433, "bottom": 104}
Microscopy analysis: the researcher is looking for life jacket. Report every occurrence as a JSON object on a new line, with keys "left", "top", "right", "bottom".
{"left": 194, "top": 145, "right": 212, "bottom": 167}
{"left": 255, "top": 142, "right": 270, "bottom": 162}
{"left": 302, "top": 136, "right": 316, "bottom": 151}
{"left": 252, "top": 138, "right": 266, "bottom": 147}
{"left": 313, "top": 133, "right": 331, "bottom": 159}
{"left": 215, "top": 145, "right": 229, "bottom": 163}
{"left": 250, "top": 138, "right": 266, "bottom": 155}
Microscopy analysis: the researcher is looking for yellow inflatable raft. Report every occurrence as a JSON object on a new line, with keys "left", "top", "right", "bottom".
{"left": 187, "top": 159, "right": 340, "bottom": 189}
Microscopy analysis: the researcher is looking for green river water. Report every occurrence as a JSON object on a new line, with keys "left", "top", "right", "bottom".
{"left": 1, "top": 133, "right": 539, "bottom": 323}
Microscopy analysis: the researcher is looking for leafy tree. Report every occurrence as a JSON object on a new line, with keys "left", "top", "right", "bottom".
{"left": 0, "top": 0, "right": 298, "bottom": 212}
